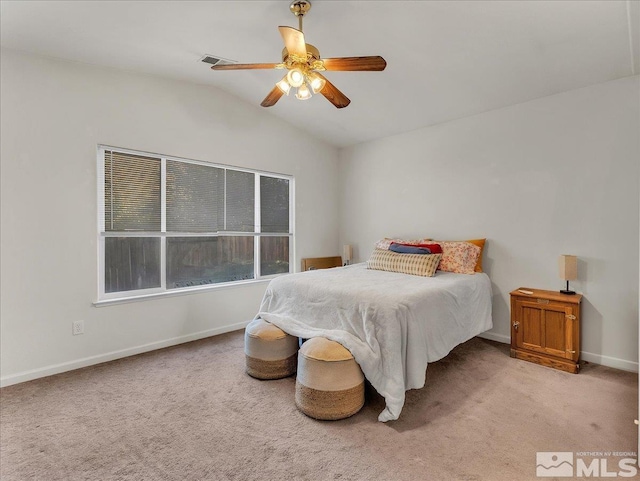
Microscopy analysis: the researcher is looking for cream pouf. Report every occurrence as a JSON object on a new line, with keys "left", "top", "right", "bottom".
{"left": 295, "top": 337, "right": 365, "bottom": 420}
{"left": 244, "top": 319, "right": 298, "bottom": 380}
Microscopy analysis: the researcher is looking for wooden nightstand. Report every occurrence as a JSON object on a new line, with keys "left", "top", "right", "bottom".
{"left": 301, "top": 256, "right": 342, "bottom": 271}
{"left": 510, "top": 288, "right": 582, "bottom": 373}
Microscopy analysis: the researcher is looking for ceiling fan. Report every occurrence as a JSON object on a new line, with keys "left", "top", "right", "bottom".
{"left": 210, "top": 0, "right": 387, "bottom": 109}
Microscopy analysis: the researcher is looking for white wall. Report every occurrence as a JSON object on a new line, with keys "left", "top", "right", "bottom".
{"left": 2, "top": 49, "right": 638, "bottom": 385}
{"left": 0, "top": 49, "right": 340, "bottom": 385}
{"left": 338, "top": 76, "right": 640, "bottom": 371}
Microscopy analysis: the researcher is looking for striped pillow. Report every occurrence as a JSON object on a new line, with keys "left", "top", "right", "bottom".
{"left": 367, "top": 248, "right": 442, "bottom": 277}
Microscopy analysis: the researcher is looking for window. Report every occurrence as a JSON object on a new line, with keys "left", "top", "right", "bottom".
{"left": 98, "top": 146, "right": 293, "bottom": 301}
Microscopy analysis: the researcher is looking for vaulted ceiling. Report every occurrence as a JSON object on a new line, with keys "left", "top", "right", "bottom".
{"left": 1, "top": 1, "right": 638, "bottom": 147}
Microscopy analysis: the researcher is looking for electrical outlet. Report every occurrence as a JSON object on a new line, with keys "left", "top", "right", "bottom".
{"left": 72, "top": 320, "right": 84, "bottom": 336}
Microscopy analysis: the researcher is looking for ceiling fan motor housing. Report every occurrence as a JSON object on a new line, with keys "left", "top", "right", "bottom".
{"left": 281, "top": 44, "right": 320, "bottom": 63}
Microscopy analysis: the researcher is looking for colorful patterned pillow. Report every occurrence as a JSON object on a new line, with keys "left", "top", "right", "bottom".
{"left": 367, "top": 248, "right": 442, "bottom": 277}
{"left": 466, "top": 238, "right": 486, "bottom": 272}
{"left": 437, "top": 241, "right": 481, "bottom": 275}
{"left": 374, "top": 237, "right": 432, "bottom": 250}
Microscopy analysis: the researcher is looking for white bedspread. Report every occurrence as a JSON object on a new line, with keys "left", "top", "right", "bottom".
{"left": 256, "top": 263, "right": 493, "bottom": 422}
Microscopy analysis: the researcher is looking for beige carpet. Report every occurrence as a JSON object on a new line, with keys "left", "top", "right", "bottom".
{"left": 0, "top": 331, "right": 637, "bottom": 481}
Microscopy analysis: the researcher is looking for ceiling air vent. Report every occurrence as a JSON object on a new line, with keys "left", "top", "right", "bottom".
{"left": 200, "top": 55, "right": 236, "bottom": 66}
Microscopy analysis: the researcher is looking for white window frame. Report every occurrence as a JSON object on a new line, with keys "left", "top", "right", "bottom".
{"left": 95, "top": 145, "right": 295, "bottom": 305}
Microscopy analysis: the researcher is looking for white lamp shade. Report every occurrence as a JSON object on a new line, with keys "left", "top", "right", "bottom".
{"left": 309, "top": 73, "right": 326, "bottom": 93}
{"left": 276, "top": 77, "right": 291, "bottom": 95}
{"left": 343, "top": 245, "right": 353, "bottom": 262}
{"left": 558, "top": 255, "right": 577, "bottom": 281}
{"left": 287, "top": 68, "right": 304, "bottom": 88}
{"left": 295, "top": 83, "right": 311, "bottom": 100}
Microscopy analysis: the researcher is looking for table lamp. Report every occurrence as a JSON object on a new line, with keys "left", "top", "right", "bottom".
{"left": 558, "top": 255, "right": 577, "bottom": 295}
{"left": 343, "top": 245, "right": 353, "bottom": 266}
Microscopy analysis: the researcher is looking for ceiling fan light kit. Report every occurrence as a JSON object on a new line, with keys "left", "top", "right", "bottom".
{"left": 210, "top": 0, "right": 386, "bottom": 109}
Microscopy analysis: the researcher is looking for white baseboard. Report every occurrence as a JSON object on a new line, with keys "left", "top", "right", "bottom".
{"left": 0, "top": 321, "right": 251, "bottom": 388}
{"left": 3, "top": 322, "right": 637, "bottom": 387}
{"left": 580, "top": 351, "right": 639, "bottom": 373}
{"left": 477, "top": 331, "right": 639, "bottom": 373}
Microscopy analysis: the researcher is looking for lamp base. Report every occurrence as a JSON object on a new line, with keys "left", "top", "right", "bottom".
{"left": 560, "top": 280, "right": 575, "bottom": 295}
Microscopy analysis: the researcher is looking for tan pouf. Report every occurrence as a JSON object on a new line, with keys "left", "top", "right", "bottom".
{"left": 244, "top": 319, "right": 298, "bottom": 380}
{"left": 295, "top": 337, "right": 365, "bottom": 420}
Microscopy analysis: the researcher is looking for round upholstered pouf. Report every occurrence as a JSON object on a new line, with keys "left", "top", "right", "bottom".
{"left": 295, "top": 337, "right": 365, "bottom": 420}
{"left": 244, "top": 319, "right": 299, "bottom": 380}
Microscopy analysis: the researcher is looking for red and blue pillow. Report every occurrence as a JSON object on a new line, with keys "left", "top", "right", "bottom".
{"left": 390, "top": 242, "right": 443, "bottom": 255}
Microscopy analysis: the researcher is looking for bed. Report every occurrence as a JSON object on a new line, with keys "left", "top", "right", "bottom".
{"left": 256, "top": 262, "right": 493, "bottom": 422}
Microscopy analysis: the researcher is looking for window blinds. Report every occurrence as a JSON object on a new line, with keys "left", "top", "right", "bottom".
{"left": 225, "top": 170, "right": 255, "bottom": 232}
{"left": 104, "top": 150, "right": 289, "bottom": 234}
{"left": 166, "top": 160, "right": 224, "bottom": 232}
{"left": 260, "top": 177, "right": 290, "bottom": 233}
{"left": 104, "top": 151, "right": 161, "bottom": 232}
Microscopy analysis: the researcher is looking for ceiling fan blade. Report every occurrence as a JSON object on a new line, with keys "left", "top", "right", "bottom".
{"left": 322, "top": 56, "right": 387, "bottom": 71}
{"left": 260, "top": 86, "right": 285, "bottom": 108}
{"left": 315, "top": 73, "right": 350, "bottom": 109}
{"left": 278, "top": 26, "right": 307, "bottom": 58}
{"left": 211, "top": 63, "right": 280, "bottom": 70}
